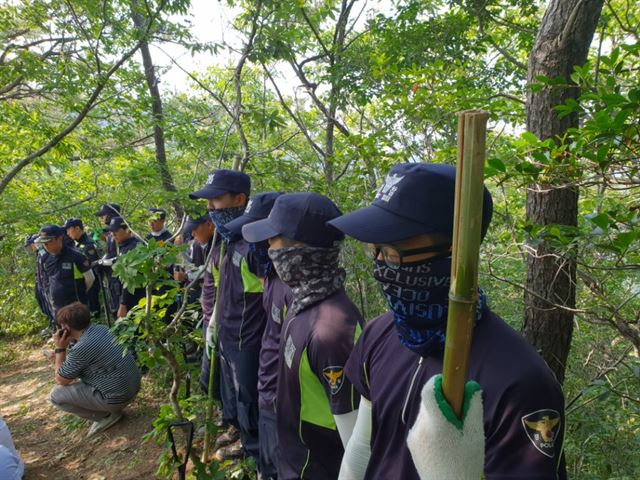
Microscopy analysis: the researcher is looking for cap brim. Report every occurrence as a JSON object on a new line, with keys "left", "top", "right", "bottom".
{"left": 241, "top": 217, "right": 281, "bottom": 243}
{"left": 225, "top": 214, "right": 260, "bottom": 237}
{"left": 34, "top": 236, "right": 54, "bottom": 244}
{"left": 188, "top": 186, "right": 228, "bottom": 200}
{"left": 328, "top": 204, "right": 434, "bottom": 244}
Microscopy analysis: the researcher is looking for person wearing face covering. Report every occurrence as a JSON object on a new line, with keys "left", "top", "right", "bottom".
{"left": 189, "top": 170, "right": 267, "bottom": 463}
{"left": 329, "top": 163, "right": 567, "bottom": 480}
{"left": 243, "top": 192, "right": 364, "bottom": 480}
{"left": 225, "top": 191, "right": 289, "bottom": 480}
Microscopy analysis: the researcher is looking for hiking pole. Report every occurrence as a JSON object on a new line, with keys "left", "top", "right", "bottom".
{"left": 442, "top": 109, "right": 489, "bottom": 418}
{"left": 407, "top": 110, "right": 489, "bottom": 480}
{"left": 168, "top": 420, "right": 194, "bottom": 480}
{"left": 202, "top": 233, "right": 226, "bottom": 463}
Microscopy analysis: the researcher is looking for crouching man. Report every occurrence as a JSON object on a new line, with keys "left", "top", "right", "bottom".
{"left": 50, "top": 302, "right": 141, "bottom": 437}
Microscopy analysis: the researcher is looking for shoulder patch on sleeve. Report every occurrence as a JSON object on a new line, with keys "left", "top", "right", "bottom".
{"left": 521, "top": 409, "right": 561, "bottom": 458}
{"left": 284, "top": 335, "right": 296, "bottom": 369}
{"left": 322, "top": 366, "right": 345, "bottom": 395}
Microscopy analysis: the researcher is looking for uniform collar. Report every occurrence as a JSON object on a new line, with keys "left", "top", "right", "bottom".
{"left": 149, "top": 228, "right": 168, "bottom": 237}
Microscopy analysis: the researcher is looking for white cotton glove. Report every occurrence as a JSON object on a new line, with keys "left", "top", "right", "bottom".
{"left": 205, "top": 306, "right": 217, "bottom": 358}
{"left": 98, "top": 256, "right": 115, "bottom": 267}
{"left": 407, "top": 374, "right": 484, "bottom": 480}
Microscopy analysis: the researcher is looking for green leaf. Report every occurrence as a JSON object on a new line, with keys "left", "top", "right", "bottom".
{"left": 588, "top": 213, "right": 610, "bottom": 230}
{"left": 521, "top": 131, "right": 538, "bottom": 145}
{"left": 487, "top": 157, "right": 506, "bottom": 172}
{"left": 612, "top": 231, "right": 637, "bottom": 252}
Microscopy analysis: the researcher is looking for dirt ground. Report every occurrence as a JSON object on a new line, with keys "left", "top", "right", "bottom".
{"left": 0, "top": 338, "right": 165, "bottom": 479}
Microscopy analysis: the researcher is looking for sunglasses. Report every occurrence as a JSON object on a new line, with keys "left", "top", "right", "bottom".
{"left": 367, "top": 243, "right": 450, "bottom": 269}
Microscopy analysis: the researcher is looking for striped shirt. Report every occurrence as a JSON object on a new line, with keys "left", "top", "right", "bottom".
{"left": 58, "top": 325, "right": 140, "bottom": 404}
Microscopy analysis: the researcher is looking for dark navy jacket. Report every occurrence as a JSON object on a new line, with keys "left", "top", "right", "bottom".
{"left": 345, "top": 310, "right": 567, "bottom": 480}
{"left": 258, "top": 273, "right": 293, "bottom": 411}
{"left": 146, "top": 229, "right": 173, "bottom": 244}
{"left": 277, "top": 288, "right": 363, "bottom": 479}
{"left": 115, "top": 236, "right": 145, "bottom": 310}
{"left": 43, "top": 245, "right": 91, "bottom": 311}
{"left": 214, "top": 239, "right": 266, "bottom": 351}
{"left": 75, "top": 233, "right": 100, "bottom": 262}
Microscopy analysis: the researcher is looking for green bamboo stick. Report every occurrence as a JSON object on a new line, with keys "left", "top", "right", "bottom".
{"left": 202, "top": 233, "right": 225, "bottom": 463}
{"left": 442, "top": 109, "right": 489, "bottom": 419}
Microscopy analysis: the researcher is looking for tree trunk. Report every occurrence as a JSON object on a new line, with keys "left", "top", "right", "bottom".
{"left": 524, "top": 0, "right": 603, "bottom": 384}
{"left": 132, "top": 3, "right": 183, "bottom": 219}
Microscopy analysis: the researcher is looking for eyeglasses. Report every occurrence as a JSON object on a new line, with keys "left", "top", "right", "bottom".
{"left": 368, "top": 243, "right": 450, "bottom": 269}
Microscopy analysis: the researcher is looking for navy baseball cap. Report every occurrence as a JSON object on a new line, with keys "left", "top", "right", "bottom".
{"left": 107, "top": 216, "right": 129, "bottom": 232}
{"left": 242, "top": 192, "right": 344, "bottom": 248}
{"left": 147, "top": 208, "right": 167, "bottom": 220}
{"left": 183, "top": 212, "right": 211, "bottom": 233}
{"left": 95, "top": 203, "right": 121, "bottom": 217}
{"left": 35, "top": 225, "right": 65, "bottom": 243}
{"left": 328, "top": 163, "right": 493, "bottom": 244}
{"left": 63, "top": 218, "right": 84, "bottom": 229}
{"left": 226, "top": 192, "right": 284, "bottom": 238}
{"left": 189, "top": 169, "right": 251, "bottom": 200}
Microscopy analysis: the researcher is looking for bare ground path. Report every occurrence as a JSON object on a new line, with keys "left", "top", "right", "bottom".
{"left": 0, "top": 338, "right": 164, "bottom": 479}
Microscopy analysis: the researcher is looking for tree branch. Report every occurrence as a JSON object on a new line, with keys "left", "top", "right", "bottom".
{"left": 0, "top": 2, "right": 168, "bottom": 195}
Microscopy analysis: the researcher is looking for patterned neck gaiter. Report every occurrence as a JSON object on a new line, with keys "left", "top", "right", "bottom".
{"left": 373, "top": 255, "right": 487, "bottom": 358}
{"left": 209, "top": 207, "right": 245, "bottom": 242}
{"left": 268, "top": 245, "right": 346, "bottom": 315}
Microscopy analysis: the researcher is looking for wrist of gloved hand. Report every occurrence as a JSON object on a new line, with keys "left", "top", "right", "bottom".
{"left": 407, "top": 374, "right": 485, "bottom": 480}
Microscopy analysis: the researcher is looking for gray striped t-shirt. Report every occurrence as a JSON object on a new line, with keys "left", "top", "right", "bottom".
{"left": 58, "top": 324, "right": 140, "bottom": 404}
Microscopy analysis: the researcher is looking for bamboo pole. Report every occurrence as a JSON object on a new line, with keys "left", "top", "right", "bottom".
{"left": 441, "top": 109, "right": 489, "bottom": 418}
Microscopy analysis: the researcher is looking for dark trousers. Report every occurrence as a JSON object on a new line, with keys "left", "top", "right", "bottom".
{"left": 87, "top": 280, "right": 101, "bottom": 316}
{"left": 258, "top": 407, "right": 279, "bottom": 479}
{"left": 219, "top": 342, "right": 260, "bottom": 459}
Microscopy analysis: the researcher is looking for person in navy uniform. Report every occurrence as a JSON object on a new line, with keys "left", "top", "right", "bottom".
{"left": 224, "top": 191, "right": 288, "bottom": 479}
{"left": 107, "top": 217, "right": 145, "bottom": 319}
{"left": 189, "top": 169, "right": 267, "bottom": 462}
{"left": 64, "top": 218, "right": 101, "bottom": 317}
{"left": 174, "top": 212, "right": 219, "bottom": 393}
{"left": 243, "top": 193, "right": 363, "bottom": 480}
{"left": 25, "top": 234, "right": 55, "bottom": 331}
{"left": 94, "top": 203, "right": 121, "bottom": 316}
{"left": 35, "top": 225, "right": 95, "bottom": 321}
{"left": 328, "top": 163, "right": 567, "bottom": 480}
{"left": 146, "top": 208, "right": 173, "bottom": 244}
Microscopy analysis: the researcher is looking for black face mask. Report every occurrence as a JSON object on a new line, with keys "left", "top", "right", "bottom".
{"left": 208, "top": 207, "right": 245, "bottom": 242}
{"left": 249, "top": 240, "right": 271, "bottom": 277}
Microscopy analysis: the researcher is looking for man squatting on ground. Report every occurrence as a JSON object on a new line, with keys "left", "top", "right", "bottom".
{"left": 190, "top": 169, "right": 267, "bottom": 463}
{"left": 329, "top": 163, "right": 566, "bottom": 479}
{"left": 243, "top": 192, "right": 363, "bottom": 479}
{"left": 49, "top": 302, "right": 141, "bottom": 437}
